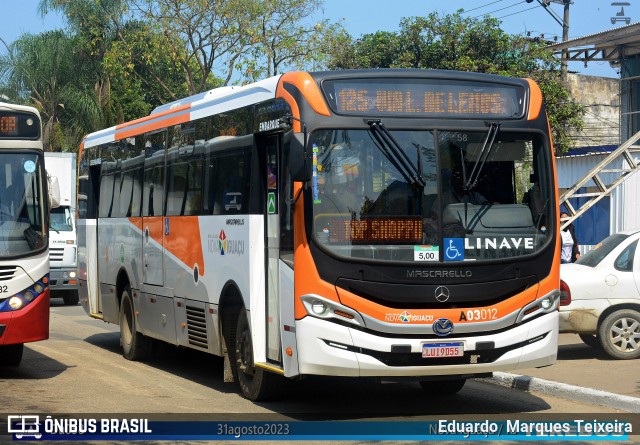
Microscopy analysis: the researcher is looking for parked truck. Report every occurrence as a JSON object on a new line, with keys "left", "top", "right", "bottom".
{"left": 44, "top": 152, "right": 78, "bottom": 305}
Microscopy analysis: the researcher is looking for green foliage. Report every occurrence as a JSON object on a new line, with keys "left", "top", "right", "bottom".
{"left": 239, "top": 0, "right": 346, "bottom": 81}
{"left": 326, "top": 12, "right": 584, "bottom": 154}
{"left": 0, "top": 30, "right": 101, "bottom": 151}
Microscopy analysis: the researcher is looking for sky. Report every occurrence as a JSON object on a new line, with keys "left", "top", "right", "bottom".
{"left": 2, "top": 0, "right": 637, "bottom": 79}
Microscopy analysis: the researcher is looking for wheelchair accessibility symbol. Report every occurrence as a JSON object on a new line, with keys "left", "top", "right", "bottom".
{"left": 444, "top": 238, "right": 465, "bottom": 261}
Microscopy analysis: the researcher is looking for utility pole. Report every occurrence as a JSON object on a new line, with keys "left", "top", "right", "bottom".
{"left": 562, "top": 0, "right": 570, "bottom": 79}
{"left": 526, "top": 0, "right": 571, "bottom": 80}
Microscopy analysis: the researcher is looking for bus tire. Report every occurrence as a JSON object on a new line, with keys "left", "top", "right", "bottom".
{"left": 234, "top": 308, "right": 280, "bottom": 401}
{"left": 419, "top": 378, "right": 466, "bottom": 395}
{"left": 0, "top": 344, "right": 24, "bottom": 367}
{"left": 62, "top": 291, "right": 79, "bottom": 306}
{"left": 119, "top": 285, "right": 150, "bottom": 361}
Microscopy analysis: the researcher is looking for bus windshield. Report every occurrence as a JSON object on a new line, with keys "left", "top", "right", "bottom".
{"left": 0, "top": 152, "right": 46, "bottom": 257}
{"left": 310, "top": 128, "right": 552, "bottom": 262}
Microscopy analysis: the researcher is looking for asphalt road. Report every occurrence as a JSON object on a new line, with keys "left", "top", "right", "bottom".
{"left": 1, "top": 302, "right": 629, "bottom": 419}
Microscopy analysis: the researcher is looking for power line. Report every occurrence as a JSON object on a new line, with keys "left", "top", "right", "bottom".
{"left": 462, "top": 0, "right": 511, "bottom": 14}
{"left": 471, "top": 1, "right": 526, "bottom": 19}
{"left": 495, "top": 5, "right": 541, "bottom": 20}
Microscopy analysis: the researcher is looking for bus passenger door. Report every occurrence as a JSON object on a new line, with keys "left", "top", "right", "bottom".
{"left": 263, "top": 134, "right": 282, "bottom": 363}
{"left": 142, "top": 131, "right": 166, "bottom": 287}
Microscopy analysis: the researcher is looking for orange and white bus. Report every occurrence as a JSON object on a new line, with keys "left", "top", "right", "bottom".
{"left": 0, "top": 102, "right": 53, "bottom": 367}
{"left": 77, "top": 69, "right": 560, "bottom": 400}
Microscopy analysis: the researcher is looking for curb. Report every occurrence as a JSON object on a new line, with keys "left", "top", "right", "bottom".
{"left": 485, "top": 372, "right": 640, "bottom": 413}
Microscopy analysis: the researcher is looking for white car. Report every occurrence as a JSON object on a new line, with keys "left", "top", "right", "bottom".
{"left": 559, "top": 229, "right": 640, "bottom": 359}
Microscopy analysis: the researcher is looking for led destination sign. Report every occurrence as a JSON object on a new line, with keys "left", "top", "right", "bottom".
{"left": 326, "top": 217, "right": 422, "bottom": 244}
{"left": 0, "top": 110, "right": 40, "bottom": 139}
{"left": 323, "top": 79, "right": 525, "bottom": 118}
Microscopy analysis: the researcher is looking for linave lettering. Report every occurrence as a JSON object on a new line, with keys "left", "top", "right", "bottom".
{"left": 465, "top": 237, "right": 534, "bottom": 250}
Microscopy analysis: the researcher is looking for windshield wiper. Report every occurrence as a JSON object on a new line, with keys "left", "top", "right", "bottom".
{"left": 464, "top": 122, "right": 500, "bottom": 192}
{"left": 367, "top": 119, "right": 426, "bottom": 188}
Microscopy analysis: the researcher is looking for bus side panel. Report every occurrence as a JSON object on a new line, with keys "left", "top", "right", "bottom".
{"left": 78, "top": 218, "right": 99, "bottom": 316}
{"left": 97, "top": 217, "right": 145, "bottom": 324}
{"left": 193, "top": 215, "right": 263, "bottom": 360}
{"left": 279, "top": 261, "right": 299, "bottom": 377}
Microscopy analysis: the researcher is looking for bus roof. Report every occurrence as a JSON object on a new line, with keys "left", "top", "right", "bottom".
{"left": 83, "top": 76, "right": 281, "bottom": 149}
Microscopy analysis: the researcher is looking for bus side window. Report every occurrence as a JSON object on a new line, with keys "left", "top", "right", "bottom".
{"left": 166, "top": 174, "right": 186, "bottom": 216}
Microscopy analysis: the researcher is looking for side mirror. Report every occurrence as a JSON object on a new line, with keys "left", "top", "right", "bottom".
{"left": 289, "top": 132, "right": 312, "bottom": 182}
{"left": 48, "top": 174, "right": 61, "bottom": 209}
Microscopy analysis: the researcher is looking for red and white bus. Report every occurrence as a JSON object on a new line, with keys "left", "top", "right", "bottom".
{"left": 0, "top": 102, "right": 53, "bottom": 367}
{"left": 78, "top": 69, "right": 560, "bottom": 400}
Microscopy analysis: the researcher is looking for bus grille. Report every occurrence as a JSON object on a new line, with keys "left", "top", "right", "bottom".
{"left": 49, "top": 247, "right": 65, "bottom": 262}
{"left": 0, "top": 266, "right": 17, "bottom": 281}
{"left": 186, "top": 305, "right": 208, "bottom": 349}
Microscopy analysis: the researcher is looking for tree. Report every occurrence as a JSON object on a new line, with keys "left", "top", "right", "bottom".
{"left": 39, "top": 0, "right": 189, "bottom": 123}
{"left": 327, "top": 12, "right": 584, "bottom": 154}
{"left": 131, "top": 0, "right": 260, "bottom": 92}
{"left": 0, "top": 31, "right": 101, "bottom": 151}
{"left": 240, "top": 0, "right": 346, "bottom": 82}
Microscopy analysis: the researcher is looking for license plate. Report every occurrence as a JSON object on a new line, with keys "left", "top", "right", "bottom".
{"left": 422, "top": 342, "right": 464, "bottom": 358}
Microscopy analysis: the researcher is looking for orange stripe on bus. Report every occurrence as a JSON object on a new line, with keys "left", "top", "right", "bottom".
{"left": 293, "top": 187, "right": 340, "bottom": 320}
{"left": 277, "top": 72, "right": 331, "bottom": 117}
{"left": 128, "top": 217, "right": 143, "bottom": 231}
{"left": 145, "top": 217, "right": 164, "bottom": 246}
{"left": 164, "top": 216, "right": 205, "bottom": 276}
{"left": 115, "top": 104, "right": 191, "bottom": 130}
{"left": 116, "top": 113, "right": 190, "bottom": 140}
{"left": 525, "top": 78, "right": 542, "bottom": 121}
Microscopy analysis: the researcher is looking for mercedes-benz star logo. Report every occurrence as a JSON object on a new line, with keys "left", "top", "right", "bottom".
{"left": 434, "top": 286, "right": 450, "bottom": 302}
{"left": 433, "top": 318, "right": 454, "bottom": 336}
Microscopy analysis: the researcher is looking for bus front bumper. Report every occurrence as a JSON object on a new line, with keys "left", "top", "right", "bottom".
{"left": 294, "top": 311, "right": 558, "bottom": 377}
{"left": 49, "top": 268, "right": 79, "bottom": 291}
{"left": 0, "top": 289, "right": 50, "bottom": 345}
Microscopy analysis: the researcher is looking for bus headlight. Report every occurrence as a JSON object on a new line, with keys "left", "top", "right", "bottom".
{"left": 33, "top": 283, "right": 44, "bottom": 294}
{"left": 300, "top": 295, "right": 365, "bottom": 326}
{"left": 23, "top": 290, "right": 35, "bottom": 302}
{"left": 69, "top": 271, "right": 77, "bottom": 279}
{"left": 311, "top": 300, "right": 327, "bottom": 315}
{"left": 516, "top": 290, "right": 560, "bottom": 323}
{"left": 9, "top": 296, "right": 24, "bottom": 310}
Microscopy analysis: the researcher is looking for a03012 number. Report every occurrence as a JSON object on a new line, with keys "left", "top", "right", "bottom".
{"left": 459, "top": 308, "right": 498, "bottom": 321}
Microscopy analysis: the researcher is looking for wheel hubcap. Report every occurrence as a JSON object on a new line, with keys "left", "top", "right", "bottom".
{"left": 238, "top": 330, "right": 255, "bottom": 377}
{"left": 609, "top": 317, "right": 640, "bottom": 353}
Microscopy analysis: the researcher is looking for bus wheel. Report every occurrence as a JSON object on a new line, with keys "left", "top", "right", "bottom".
{"left": 234, "top": 308, "right": 280, "bottom": 401}
{"left": 119, "top": 286, "right": 150, "bottom": 361}
{"left": 62, "top": 291, "right": 79, "bottom": 306}
{"left": 0, "top": 344, "right": 24, "bottom": 367}
{"left": 419, "top": 378, "right": 466, "bottom": 395}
